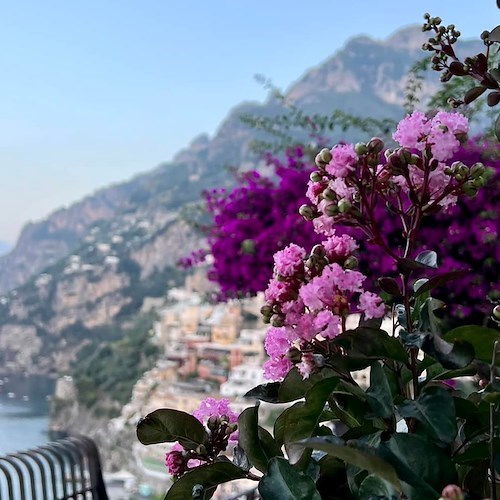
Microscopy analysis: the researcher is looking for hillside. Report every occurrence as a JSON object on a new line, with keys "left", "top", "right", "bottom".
{"left": 0, "top": 26, "right": 482, "bottom": 376}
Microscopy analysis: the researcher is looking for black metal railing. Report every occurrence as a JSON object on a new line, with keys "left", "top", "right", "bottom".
{"left": 0, "top": 435, "right": 108, "bottom": 499}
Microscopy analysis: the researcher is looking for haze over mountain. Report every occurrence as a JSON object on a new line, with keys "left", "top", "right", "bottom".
{"left": 0, "top": 26, "right": 481, "bottom": 375}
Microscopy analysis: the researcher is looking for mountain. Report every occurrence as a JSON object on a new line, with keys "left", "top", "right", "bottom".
{"left": 0, "top": 26, "right": 482, "bottom": 375}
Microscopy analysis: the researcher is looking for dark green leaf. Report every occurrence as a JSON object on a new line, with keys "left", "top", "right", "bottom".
{"left": 488, "top": 91, "right": 500, "bottom": 107}
{"left": 292, "top": 436, "right": 402, "bottom": 492}
{"left": 418, "top": 297, "right": 444, "bottom": 334}
{"left": 464, "top": 86, "right": 487, "bottom": 104}
{"left": 165, "top": 462, "right": 246, "bottom": 500}
{"left": 413, "top": 270, "right": 469, "bottom": 298}
{"left": 137, "top": 409, "right": 208, "bottom": 449}
{"left": 378, "top": 277, "right": 401, "bottom": 296}
{"left": 328, "top": 396, "right": 364, "bottom": 428}
{"left": 397, "top": 386, "right": 457, "bottom": 445}
{"left": 317, "top": 456, "right": 353, "bottom": 500}
{"left": 496, "top": 112, "right": 500, "bottom": 142}
{"left": 366, "top": 362, "right": 394, "bottom": 419}
{"left": 491, "top": 66, "right": 500, "bottom": 82}
{"left": 444, "top": 325, "right": 500, "bottom": 364}
{"left": 358, "top": 474, "right": 399, "bottom": 499}
{"left": 334, "top": 327, "right": 407, "bottom": 363}
{"left": 489, "top": 25, "right": 500, "bottom": 42}
{"left": 275, "top": 377, "right": 340, "bottom": 464}
{"left": 422, "top": 333, "right": 475, "bottom": 370}
{"left": 259, "top": 457, "right": 321, "bottom": 500}
{"left": 415, "top": 250, "right": 438, "bottom": 268}
{"left": 482, "top": 380, "right": 500, "bottom": 403}
{"left": 378, "top": 433, "right": 456, "bottom": 499}
{"left": 397, "top": 257, "right": 429, "bottom": 273}
{"left": 278, "top": 368, "right": 339, "bottom": 403}
{"left": 238, "top": 405, "right": 282, "bottom": 473}
{"left": 244, "top": 382, "right": 281, "bottom": 403}
{"left": 454, "top": 438, "right": 500, "bottom": 465}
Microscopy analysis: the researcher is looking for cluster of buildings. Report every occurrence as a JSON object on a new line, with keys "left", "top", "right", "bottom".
{"left": 111, "top": 270, "right": 269, "bottom": 496}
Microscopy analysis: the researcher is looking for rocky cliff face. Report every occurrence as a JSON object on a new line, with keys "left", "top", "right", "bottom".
{"left": 0, "top": 25, "right": 481, "bottom": 375}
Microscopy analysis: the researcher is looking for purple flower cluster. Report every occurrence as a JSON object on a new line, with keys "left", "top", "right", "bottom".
{"left": 185, "top": 147, "right": 321, "bottom": 300}
{"left": 188, "top": 122, "right": 498, "bottom": 319}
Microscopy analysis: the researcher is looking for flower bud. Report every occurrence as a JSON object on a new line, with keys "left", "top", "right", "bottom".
{"left": 324, "top": 203, "right": 339, "bottom": 217}
{"left": 286, "top": 347, "right": 301, "bottom": 362}
{"left": 338, "top": 199, "right": 352, "bottom": 214}
{"left": 354, "top": 142, "right": 368, "bottom": 155}
{"left": 472, "top": 176, "right": 486, "bottom": 188}
{"left": 315, "top": 154, "right": 326, "bottom": 168}
{"left": 322, "top": 187, "right": 337, "bottom": 201}
{"left": 481, "top": 30, "right": 490, "bottom": 40}
{"left": 226, "top": 423, "right": 238, "bottom": 435}
{"left": 311, "top": 244, "right": 326, "bottom": 257}
{"left": 260, "top": 304, "right": 273, "bottom": 317}
{"left": 299, "top": 204, "right": 314, "bottom": 220}
{"left": 207, "top": 416, "right": 219, "bottom": 431}
{"left": 343, "top": 256, "right": 358, "bottom": 270}
{"left": 309, "top": 171, "right": 323, "bottom": 182}
{"left": 367, "top": 137, "right": 384, "bottom": 154}
{"left": 440, "top": 484, "right": 464, "bottom": 500}
{"left": 409, "top": 154, "right": 420, "bottom": 165}
{"left": 196, "top": 444, "right": 207, "bottom": 455}
{"left": 493, "top": 305, "right": 500, "bottom": 320}
{"left": 470, "top": 162, "right": 485, "bottom": 178}
{"left": 457, "top": 164, "right": 469, "bottom": 177}
{"left": 319, "top": 148, "right": 332, "bottom": 164}
{"left": 241, "top": 239, "right": 255, "bottom": 254}
{"left": 462, "top": 182, "right": 478, "bottom": 198}
{"left": 271, "top": 314, "right": 285, "bottom": 327}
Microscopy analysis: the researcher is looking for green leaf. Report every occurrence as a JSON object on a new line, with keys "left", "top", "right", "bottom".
{"left": 358, "top": 474, "right": 399, "bottom": 500}
{"left": 137, "top": 409, "right": 208, "bottom": 449}
{"left": 444, "top": 325, "right": 500, "bottom": 364}
{"left": 244, "top": 382, "right": 281, "bottom": 403}
{"left": 413, "top": 270, "right": 469, "bottom": 298}
{"left": 316, "top": 456, "right": 353, "bottom": 499}
{"left": 259, "top": 457, "right": 321, "bottom": 500}
{"left": 278, "top": 368, "right": 339, "bottom": 403}
{"left": 238, "top": 405, "right": 282, "bottom": 473}
{"left": 275, "top": 377, "right": 340, "bottom": 464}
{"left": 464, "top": 86, "right": 487, "bottom": 104}
{"left": 334, "top": 327, "right": 407, "bottom": 363}
{"left": 496, "top": 112, "right": 500, "bottom": 142}
{"left": 489, "top": 25, "right": 500, "bottom": 42}
{"left": 454, "top": 438, "right": 500, "bottom": 466}
{"left": 422, "top": 333, "right": 475, "bottom": 370}
{"left": 397, "top": 386, "right": 457, "bottom": 445}
{"left": 293, "top": 436, "right": 402, "bottom": 492}
{"left": 482, "top": 380, "right": 500, "bottom": 403}
{"left": 415, "top": 250, "right": 438, "bottom": 268}
{"left": 366, "top": 362, "right": 394, "bottom": 419}
{"left": 378, "top": 433, "right": 456, "bottom": 499}
{"left": 378, "top": 277, "right": 401, "bottom": 296}
{"left": 418, "top": 297, "right": 444, "bottom": 335}
{"left": 165, "top": 462, "right": 247, "bottom": 500}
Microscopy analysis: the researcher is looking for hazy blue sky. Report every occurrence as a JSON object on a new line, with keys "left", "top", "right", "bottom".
{"left": 1, "top": 1, "right": 498, "bottom": 245}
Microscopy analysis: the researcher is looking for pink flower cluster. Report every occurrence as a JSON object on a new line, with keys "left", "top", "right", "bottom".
{"left": 193, "top": 397, "right": 239, "bottom": 440}
{"left": 304, "top": 111, "right": 477, "bottom": 240}
{"left": 393, "top": 111, "right": 468, "bottom": 161}
{"left": 262, "top": 234, "right": 385, "bottom": 381}
{"left": 164, "top": 398, "right": 239, "bottom": 477}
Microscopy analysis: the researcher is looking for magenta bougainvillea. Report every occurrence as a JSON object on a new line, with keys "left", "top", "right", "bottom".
{"left": 184, "top": 134, "right": 498, "bottom": 319}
